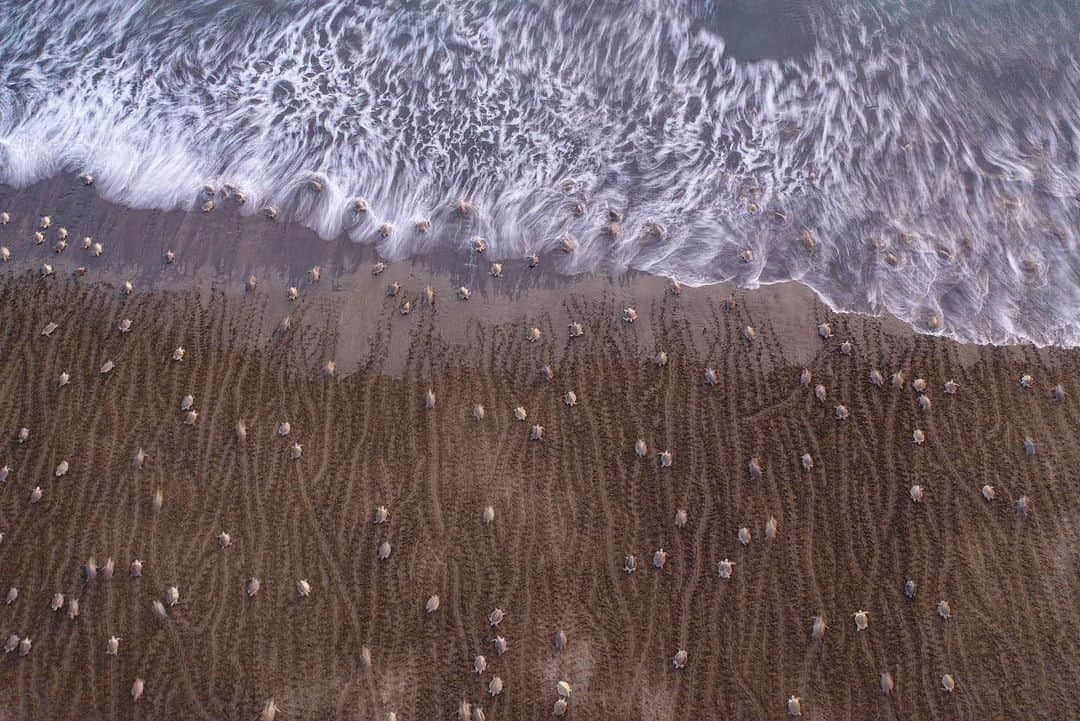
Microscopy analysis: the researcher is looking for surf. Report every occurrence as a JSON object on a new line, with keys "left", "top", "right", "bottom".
{"left": 0, "top": 0, "right": 1077, "bottom": 346}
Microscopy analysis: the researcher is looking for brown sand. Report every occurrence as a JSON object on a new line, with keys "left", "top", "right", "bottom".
{"left": 0, "top": 180, "right": 1077, "bottom": 720}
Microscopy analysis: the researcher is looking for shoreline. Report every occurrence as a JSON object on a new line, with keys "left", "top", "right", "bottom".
{"left": 0, "top": 175, "right": 1067, "bottom": 380}
{"left": 2, "top": 174, "right": 1075, "bottom": 356}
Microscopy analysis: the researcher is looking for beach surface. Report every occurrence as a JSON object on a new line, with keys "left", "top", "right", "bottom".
{"left": 0, "top": 178, "right": 1077, "bottom": 720}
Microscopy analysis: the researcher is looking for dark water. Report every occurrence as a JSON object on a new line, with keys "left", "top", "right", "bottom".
{"left": 0, "top": 0, "right": 1077, "bottom": 345}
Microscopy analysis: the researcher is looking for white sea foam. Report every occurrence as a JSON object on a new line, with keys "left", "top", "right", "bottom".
{"left": 0, "top": 0, "right": 1077, "bottom": 346}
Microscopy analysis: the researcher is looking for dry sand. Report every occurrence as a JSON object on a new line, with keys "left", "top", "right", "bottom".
{"left": 0, "top": 178, "right": 1077, "bottom": 720}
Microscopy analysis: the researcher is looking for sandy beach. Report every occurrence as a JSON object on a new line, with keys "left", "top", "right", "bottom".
{"left": 0, "top": 177, "right": 1077, "bottom": 720}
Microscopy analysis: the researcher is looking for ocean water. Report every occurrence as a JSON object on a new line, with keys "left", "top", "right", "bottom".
{"left": 0, "top": 0, "right": 1077, "bottom": 346}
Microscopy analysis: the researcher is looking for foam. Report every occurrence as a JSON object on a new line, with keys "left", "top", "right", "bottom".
{"left": 0, "top": 0, "right": 1077, "bottom": 346}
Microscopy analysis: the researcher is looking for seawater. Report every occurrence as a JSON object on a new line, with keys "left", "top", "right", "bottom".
{"left": 0, "top": 0, "right": 1077, "bottom": 346}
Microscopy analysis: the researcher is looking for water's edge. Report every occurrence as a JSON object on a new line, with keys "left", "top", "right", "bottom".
{"left": 2, "top": 172, "right": 1068, "bottom": 361}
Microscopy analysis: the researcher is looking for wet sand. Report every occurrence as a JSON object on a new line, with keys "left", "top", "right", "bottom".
{"left": 0, "top": 178, "right": 1077, "bottom": 720}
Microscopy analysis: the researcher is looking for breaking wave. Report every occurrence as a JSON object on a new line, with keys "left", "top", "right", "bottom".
{"left": 1, "top": 0, "right": 1078, "bottom": 345}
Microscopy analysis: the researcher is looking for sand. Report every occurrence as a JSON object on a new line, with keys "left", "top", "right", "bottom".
{"left": 0, "top": 178, "right": 1077, "bottom": 720}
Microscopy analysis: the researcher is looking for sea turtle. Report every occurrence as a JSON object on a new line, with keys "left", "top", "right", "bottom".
{"left": 652, "top": 548, "right": 667, "bottom": 569}
{"left": 936, "top": 600, "right": 951, "bottom": 620}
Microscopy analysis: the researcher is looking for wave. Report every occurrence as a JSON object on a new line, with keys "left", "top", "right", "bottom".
{"left": 0, "top": 0, "right": 1078, "bottom": 346}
